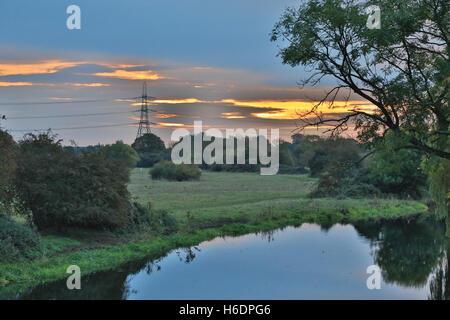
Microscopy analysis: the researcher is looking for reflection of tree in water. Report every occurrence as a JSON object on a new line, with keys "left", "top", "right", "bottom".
{"left": 428, "top": 241, "right": 449, "bottom": 300}
{"left": 19, "top": 247, "right": 202, "bottom": 300}
{"left": 354, "top": 216, "right": 446, "bottom": 288}
{"left": 175, "top": 247, "right": 201, "bottom": 264}
{"left": 259, "top": 230, "right": 276, "bottom": 243}
{"left": 19, "top": 268, "right": 134, "bottom": 300}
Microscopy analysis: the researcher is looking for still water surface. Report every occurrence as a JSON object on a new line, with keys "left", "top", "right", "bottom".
{"left": 21, "top": 217, "right": 449, "bottom": 299}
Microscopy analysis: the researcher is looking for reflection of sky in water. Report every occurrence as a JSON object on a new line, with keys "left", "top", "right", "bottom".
{"left": 125, "top": 224, "right": 430, "bottom": 300}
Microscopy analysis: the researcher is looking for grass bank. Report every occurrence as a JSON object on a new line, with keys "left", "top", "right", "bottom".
{"left": 0, "top": 170, "right": 428, "bottom": 298}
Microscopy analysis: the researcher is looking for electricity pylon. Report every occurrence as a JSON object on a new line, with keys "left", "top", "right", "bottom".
{"left": 136, "top": 82, "right": 154, "bottom": 139}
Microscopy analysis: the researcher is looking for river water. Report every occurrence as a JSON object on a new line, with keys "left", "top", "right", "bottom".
{"left": 20, "top": 216, "right": 449, "bottom": 300}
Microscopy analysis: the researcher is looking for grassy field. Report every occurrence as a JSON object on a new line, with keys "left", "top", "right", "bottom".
{"left": 130, "top": 170, "right": 315, "bottom": 222}
{"left": 0, "top": 169, "right": 428, "bottom": 298}
{"left": 130, "top": 169, "right": 427, "bottom": 227}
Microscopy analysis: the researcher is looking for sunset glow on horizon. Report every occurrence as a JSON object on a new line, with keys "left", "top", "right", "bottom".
{"left": 0, "top": 0, "right": 373, "bottom": 145}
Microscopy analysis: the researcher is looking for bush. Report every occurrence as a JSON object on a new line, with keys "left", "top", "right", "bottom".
{"left": 136, "top": 150, "right": 170, "bottom": 168}
{"left": 14, "top": 132, "right": 132, "bottom": 230}
{"left": 0, "top": 213, "right": 41, "bottom": 262}
{"left": 150, "top": 161, "right": 201, "bottom": 181}
{"left": 309, "top": 164, "right": 381, "bottom": 199}
{"left": 128, "top": 203, "right": 178, "bottom": 235}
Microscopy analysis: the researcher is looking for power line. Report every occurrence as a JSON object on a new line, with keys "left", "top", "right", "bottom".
{"left": 7, "top": 110, "right": 140, "bottom": 120}
{"left": 3, "top": 84, "right": 160, "bottom": 134}
{"left": 9, "top": 122, "right": 140, "bottom": 132}
{"left": 0, "top": 98, "right": 140, "bottom": 106}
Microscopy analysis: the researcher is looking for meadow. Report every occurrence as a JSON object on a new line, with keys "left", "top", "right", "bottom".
{"left": 130, "top": 169, "right": 427, "bottom": 227}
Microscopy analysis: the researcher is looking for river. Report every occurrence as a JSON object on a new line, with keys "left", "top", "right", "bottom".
{"left": 20, "top": 216, "right": 449, "bottom": 300}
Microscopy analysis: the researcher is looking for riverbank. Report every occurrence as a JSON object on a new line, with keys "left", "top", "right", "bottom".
{"left": 0, "top": 170, "right": 428, "bottom": 298}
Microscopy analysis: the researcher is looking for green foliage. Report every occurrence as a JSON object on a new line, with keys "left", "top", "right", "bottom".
{"left": 305, "top": 137, "right": 361, "bottom": 177}
{"left": 310, "top": 163, "right": 381, "bottom": 199}
{"left": 271, "top": 0, "right": 449, "bottom": 229}
{"left": 135, "top": 150, "right": 171, "bottom": 168}
{"left": 292, "top": 134, "right": 320, "bottom": 167}
{"left": 14, "top": 132, "right": 132, "bottom": 230}
{"left": 0, "top": 213, "right": 41, "bottom": 262}
{"left": 304, "top": 132, "right": 427, "bottom": 199}
{"left": 174, "top": 134, "right": 285, "bottom": 173}
{"left": 152, "top": 210, "right": 178, "bottom": 235}
{"left": 368, "top": 144, "right": 427, "bottom": 199}
{"left": 102, "top": 140, "right": 140, "bottom": 168}
{"left": 132, "top": 133, "right": 167, "bottom": 168}
{"left": 150, "top": 161, "right": 201, "bottom": 181}
{"left": 0, "top": 130, "right": 16, "bottom": 204}
{"left": 271, "top": 0, "right": 449, "bottom": 157}
{"left": 279, "top": 141, "right": 295, "bottom": 167}
{"left": 422, "top": 157, "right": 450, "bottom": 217}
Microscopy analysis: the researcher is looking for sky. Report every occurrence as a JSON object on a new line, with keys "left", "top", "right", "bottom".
{"left": 0, "top": 0, "right": 370, "bottom": 145}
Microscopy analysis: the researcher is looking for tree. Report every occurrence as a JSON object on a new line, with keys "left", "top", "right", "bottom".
{"left": 271, "top": 0, "right": 449, "bottom": 231}
{"left": 305, "top": 137, "right": 361, "bottom": 176}
{"left": 132, "top": 133, "right": 167, "bottom": 167}
{"left": 103, "top": 140, "right": 140, "bottom": 168}
{"left": 272, "top": 0, "right": 448, "bottom": 157}
{"left": 132, "top": 133, "right": 165, "bottom": 153}
{"left": 279, "top": 141, "right": 296, "bottom": 166}
{"left": 293, "top": 134, "right": 321, "bottom": 167}
{"left": 0, "top": 130, "right": 16, "bottom": 203}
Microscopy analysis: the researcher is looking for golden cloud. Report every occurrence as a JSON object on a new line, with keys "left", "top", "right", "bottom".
{"left": 0, "top": 60, "right": 83, "bottom": 76}
{"left": 153, "top": 98, "right": 204, "bottom": 104}
{"left": 221, "top": 99, "right": 376, "bottom": 120}
{"left": 155, "top": 122, "right": 187, "bottom": 127}
{"left": 221, "top": 112, "right": 246, "bottom": 119}
{"left": 92, "top": 69, "right": 163, "bottom": 80}
{"left": 69, "top": 82, "right": 111, "bottom": 87}
{"left": 154, "top": 113, "right": 179, "bottom": 119}
{"left": 0, "top": 81, "right": 33, "bottom": 87}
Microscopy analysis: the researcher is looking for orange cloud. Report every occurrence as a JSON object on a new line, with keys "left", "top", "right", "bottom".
{"left": 92, "top": 69, "right": 163, "bottom": 80}
{"left": 0, "top": 81, "right": 33, "bottom": 87}
{"left": 153, "top": 98, "right": 204, "bottom": 104}
{"left": 48, "top": 97, "right": 73, "bottom": 101}
{"left": 69, "top": 82, "right": 111, "bottom": 87}
{"left": 154, "top": 113, "right": 179, "bottom": 119}
{"left": 155, "top": 122, "right": 187, "bottom": 127}
{"left": 221, "top": 112, "right": 246, "bottom": 119}
{"left": 221, "top": 99, "right": 376, "bottom": 120}
{"left": 96, "top": 62, "right": 147, "bottom": 69}
{"left": 130, "top": 98, "right": 207, "bottom": 106}
{"left": 0, "top": 60, "right": 83, "bottom": 76}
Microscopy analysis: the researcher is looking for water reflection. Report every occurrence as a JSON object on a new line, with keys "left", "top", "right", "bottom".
{"left": 353, "top": 217, "right": 446, "bottom": 288}
{"left": 16, "top": 215, "right": 449, "bottom": 300}
{"left": 428, "top": 241, "right": 449, "bottom": 300}
{"left": 175, "top": 247, "right": 201, "bottom": 264}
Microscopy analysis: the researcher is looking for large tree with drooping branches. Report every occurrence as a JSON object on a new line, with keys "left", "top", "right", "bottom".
{"left": 271, "top": 0, "right": 449, "bottom": 232}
